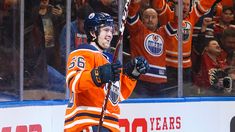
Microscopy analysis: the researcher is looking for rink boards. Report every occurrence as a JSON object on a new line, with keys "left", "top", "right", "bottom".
{"left": 0, "top": 97, "right": 235, "bottom": 132}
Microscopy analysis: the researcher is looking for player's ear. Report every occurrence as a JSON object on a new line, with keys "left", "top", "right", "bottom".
{"left": 90, "top": 31, "right": 97, "bottom": 41}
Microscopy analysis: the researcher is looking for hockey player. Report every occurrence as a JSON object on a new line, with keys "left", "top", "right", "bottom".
{"left": 64, "top": 12, "right": 149, "bottom": 132}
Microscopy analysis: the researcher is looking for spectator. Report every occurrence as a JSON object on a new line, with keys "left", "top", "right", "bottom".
{"left": 151, "top": 0, "right": 221, "bottom": 91}
{"left": 192, "top": 5, "right": 234, "bottom": 75}
{"left": 59, "top": 4, "right": 93, "bottom": 74}
{"left": 37, "top": 0, "right": 64, "bottom": 70}
{"left": 0, "top": 0, "right": 20, "bottom": 100}
{"left": 71, "top": 0, "right": 89, "bottom": 20}
{"left": 23, "top": 0, "right": 65, "bottom": 100}
{"left": 212, "top": 23, "right": 235, "bottom": 96}
{"left": 192, "top": 17, "right": 216, "bottom": 74}
{"left": 193, "top": 25, "right": 235, "bottom": 96}
{"left": 220, "top": 28, "right": 235, "bottom": 60}
{"left": 127, "top": 0, "right": 169, "bottom": 97}
{"left": 192, "top": 1, "right": 222, "bottom": 40}
{"left": 214, "top": 6, "right": 234, "bottom": 38}
{"left": 219, "top": 28, "right": 235, "bottom": 95}
{"left": 191, "top": 0, "right": 222, "bottom": 72}
{"left": 193, "top": 37, "right": 227, "bottom": 91}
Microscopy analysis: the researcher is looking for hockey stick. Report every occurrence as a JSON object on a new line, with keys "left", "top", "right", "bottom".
{"left": 97, "top": 0, "right": 131, "bottom": 131}
{"left": 110, "top": 47, "right": 131, "bottom": 56}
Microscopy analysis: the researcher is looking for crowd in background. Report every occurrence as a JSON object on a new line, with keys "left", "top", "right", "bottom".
{"left": 0, "top": 0, "right": 235, "bottom": 101}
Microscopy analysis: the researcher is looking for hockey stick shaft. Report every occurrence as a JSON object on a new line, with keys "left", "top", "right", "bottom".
{"left": 97, "top": 0, "right": 131, "bottom": 132}
{"left": 110, "top": 47, "right": 131, "bottom": 56}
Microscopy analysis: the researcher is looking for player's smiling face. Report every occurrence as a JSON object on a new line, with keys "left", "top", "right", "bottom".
{"left": 97, "top": 26, "right": 114, "bottom": 49}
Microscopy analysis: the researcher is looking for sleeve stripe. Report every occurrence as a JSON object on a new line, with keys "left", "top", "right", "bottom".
{"left": 127, "top": 14, "right": 139, "bottom": 26}
{"left": 194, "top": 5, "right": 202, "bottom": 17}
{"left": 72, "top": 70, "right": 83, "bottom": 92}
{"left": 66, "top": 71, "right": 77, "bottom": 84}
{"left": 159, "top": 4, "right": 169, "bottom": 16}
{"left": 195, "top": 1, "right": 207, "bottom": 15}
{"left": 156, "top": 0, "right": 166, "bottom": 12}
{"left": 165, "top": 23, "right": 177, "bottom": 36}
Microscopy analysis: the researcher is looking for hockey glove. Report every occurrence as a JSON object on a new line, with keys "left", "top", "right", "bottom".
{"left": 91, "top": 61, "right": 122, "bottom": 87}
{"left": 209, "top": 68, "right": 219, "bottom": 86}
{"left": 124, "top": 56, "right": 149, "bottom": 80}
{"left": 209, "top": 68, "right": 227, "bottom": 86}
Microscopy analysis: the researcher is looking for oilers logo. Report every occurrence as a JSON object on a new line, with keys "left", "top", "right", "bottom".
{"left": 144, "top": 33, "right": 164, "bottom": 56}
{"left": 88, "top": 13, "right": 95, "bottom": 19}
{"left": 182, "top": 22, "right": 191, "bottom": 42}
{"left": 104, "top": 81, "right": 120, "bottom": 106}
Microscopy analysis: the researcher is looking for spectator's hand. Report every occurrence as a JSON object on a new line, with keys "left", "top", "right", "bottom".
{"left": 124, "top": 56, "right": 149, "bottom": 80}
{"left": 45, "top": 35, "right": 53, "bottom": 44}
{"left": 202, "top": 17, "right": 215, "bottom": 27}
{"left": 201, "top": 17, "right": 215, "bottom": 32}
{"left": 203, "top": 17, "right": 215, "bottom": 26}
{"left": 91, "top": 61, "right": 122, "bottom": 87}
{"left": 52, "top": 5, "right": 63, "bottom": 16}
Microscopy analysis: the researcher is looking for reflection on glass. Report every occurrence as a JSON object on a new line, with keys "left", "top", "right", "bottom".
{"left": 0, "top": 0, "right": 234, "bottom": 101}
{"left": 125, "top": 0, "right": 235, "bottom": 98}
{"left": 0, "top": 0, "right": 20, "bottom": 101}
{"left": 23, "top": 0, "right": 66, "bottom": 100}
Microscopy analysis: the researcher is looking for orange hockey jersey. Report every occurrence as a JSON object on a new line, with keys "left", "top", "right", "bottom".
{"left": 64, "top": 44, "right": 136, "bottom": 132}
{"left": 163, "top": 21, "right": 193, "bottom": 68}
{"left": 152, "top": 0, "right": 217, "bottom": 68}
{"left": 127, "top": 3, "right": 167, "bottom": 83}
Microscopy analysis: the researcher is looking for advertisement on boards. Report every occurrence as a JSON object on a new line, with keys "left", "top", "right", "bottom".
{"left": 0, "top": 100, "right": 235, "bottom": 132}
{"left": 119, "top": 102, "right": 235, "bottom": 132}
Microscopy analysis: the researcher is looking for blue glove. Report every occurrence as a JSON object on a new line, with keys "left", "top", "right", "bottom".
{"left": 124, "top": 56, "right": 149, "bottom": 79}
{"left": 91, "top": 61, "right": 122, "bottom": 87}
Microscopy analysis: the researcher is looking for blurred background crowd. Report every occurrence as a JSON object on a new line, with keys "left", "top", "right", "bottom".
{"left": 0, "top": 0, "right": 235, "bottom": 101}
